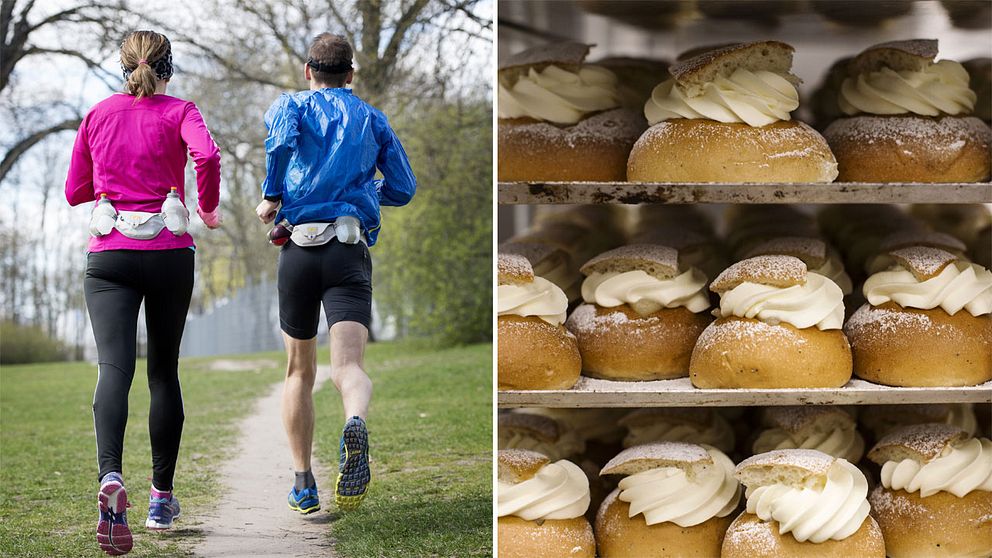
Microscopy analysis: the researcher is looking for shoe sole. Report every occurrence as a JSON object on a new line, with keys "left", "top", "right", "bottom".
{"left": 97, "top": 481, "right": 132, "bottom": 555}
{"left": 288, "top": 501, "right": 321, "bottom": 514}
{"left": 146, "top": 504, "right": 180, "bottom": 530}
{"left": 335, "top": 424, "right": 370, "bottom": 511}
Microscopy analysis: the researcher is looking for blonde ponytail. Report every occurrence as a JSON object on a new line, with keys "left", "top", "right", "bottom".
{"left": 120, "top": 31, "right": 172, "bottom": 101}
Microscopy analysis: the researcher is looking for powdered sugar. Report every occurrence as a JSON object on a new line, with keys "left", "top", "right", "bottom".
{"left": 724, "top": 515, "right": 779, "bottom": 555}
{"left": 824, "top": 115, "right": 991, "bottom": 148}
{"left": 869, "top": 423, "right": 967, "bottom": 463}
{"left": 694, "top": 317, "right": 807, "bottom": 356}
{"left": 889, "top": 246, "right": 958, "bottom": 280}
{"left": 711, "top": 255, "right": 807, "bottom": 293}
{"left": 737, "top": 448, "right": 835, "bottom": 477}
{"left": 499, "top": 253, "right": 535, "bottom": 285}
{"left": 499, "top": 108, "right": 646, "bottom": 151}
{"left": 580, "top": 244, "right": 680, "bottom": 277}
{"left": 600, "top": 441, "right": 711, "bottom": 475}
{"left": 743, "top": 237, "right": 828, "bottom": 268}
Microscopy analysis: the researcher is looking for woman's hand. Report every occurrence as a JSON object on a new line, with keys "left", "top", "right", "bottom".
{"left": 256, "top": 199, "right": 280, "bottom": 224}
{"left": 197, "top": 207, "right": 223, "bottom": 229}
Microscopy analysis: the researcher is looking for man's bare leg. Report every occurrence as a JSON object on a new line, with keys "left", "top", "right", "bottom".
{"left": 329, "top": 321, "right": 371, "bottom": 419}
{"left": 281, "top": 332, "right": 318, "bottom": 473}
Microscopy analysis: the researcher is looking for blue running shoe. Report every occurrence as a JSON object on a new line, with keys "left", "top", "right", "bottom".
{"left": 145, "top": 487, "right": 181, "bottom": 530}
{"left": 96, "top": 472, "right": 132, "bottom": 556}
{"left": 335, "top": 416, "right": 371, "bottom": 511}
{"left": 288, "top": 484, "right": 321, "bottom": 514}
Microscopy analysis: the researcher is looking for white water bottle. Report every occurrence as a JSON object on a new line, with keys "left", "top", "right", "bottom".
{"left": 334, "top": 215, "right": 362, "bottom": 244}
{"left": 89, "top": 194, "right": 117, "bottom": 237}
{"left": 161, "top": 187, "right": 189, "bottom": 236}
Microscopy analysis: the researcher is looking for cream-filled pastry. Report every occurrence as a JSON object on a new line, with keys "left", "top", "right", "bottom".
{"left": 565, "top": 244, "right": 712, "bottom": 381}
{"left": 846, "top": 246, "right": 992, "bottom": 387}
{"left": 754, "top": 406, "right": 865, "bottom": 462}
{"left": 742, "top": 237, "right": 854, "bottom": 296}
{"left": 867, "top": 424, "right": 992, "bottom": 557}
{"left": 690, "top": 255, "right": 853, "bottom": 388}
{"left": 596, "top": 442, "right": 741, "bottom": 557}
{"left": 497, "top": 253, "right": 582, "bottom": 390}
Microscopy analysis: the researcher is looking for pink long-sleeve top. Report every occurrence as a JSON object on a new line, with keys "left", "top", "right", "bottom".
{"left": 65, "top": 93, "right": 221, "bottom": 252}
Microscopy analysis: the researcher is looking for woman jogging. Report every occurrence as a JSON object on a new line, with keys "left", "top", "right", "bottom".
{"left": 64, "top": 30, "right": 221, "bottom": 556}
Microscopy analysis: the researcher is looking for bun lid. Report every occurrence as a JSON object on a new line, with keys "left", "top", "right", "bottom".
{"left": 499, "top": 241, "right": 570, "bottom": 271}
{"left": 499, "top": 41, "right": 591, "bottom": 72}
{"left": 867, "top": 423, "right": 970, "bottom": 465}
{"left": 762, "top": 406, "right": 856, "bottom": 436}
{"left": 498, "top": 253, "right": 535, "bottom": 286}
{"left": 742, "top": 237, "right": 829, "bottom": 270}
{"left": 599, "top": 441, "right": 712, "bottom": 477}
{"left": 710, "top": 255, "right": 807, "bottom": 294}
{"left": 875, "top": 246, "right": 959, "bottom": 281}
{"left": 499, "top": 412, "right": 562, "bottom": 443}
{"left": 851, "top": 39, "right": 938, "bottom": 75}
{"left": 669, "top": 40, "right": 798, "bottom": 97}
{"left": 735, "top": 449, "right": 836, "bottom": 489}
{"left": 498, "top": 448, "right": 550, "bottom": 484}
{"left": 580, "top": 244, "right": 680, "bottom": 279}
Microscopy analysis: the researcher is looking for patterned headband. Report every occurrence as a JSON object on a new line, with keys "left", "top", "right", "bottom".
{"left": 307, "top": 58, "right": 353, "bottom": 74}
{"left": 121, "top": 36, "right": 174, "bottom": 81}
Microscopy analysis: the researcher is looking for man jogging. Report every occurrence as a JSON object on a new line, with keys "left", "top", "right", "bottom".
{"left": 255, "top": 33, "right": 415, "bottom": 514}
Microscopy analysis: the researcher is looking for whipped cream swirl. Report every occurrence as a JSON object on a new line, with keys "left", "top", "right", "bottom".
{"left": 581, "top": 269, "right": 710, "bottom": 316}
{"left": 746, "top": 459, "right": 870, "bottom": 543}
{"left": 881, "top": 437, "right": 992, "bottom": 497}
{"left": 645, "top": 69, "right": 799, "bottom": 127}
{"left": 499, "top": 65, "right": 620, "bottom": 125}
{"left": 624, "top": 418, "right": 735, "bottom": 453}
{"left": 839, "top": 60, "right": 976, "bottom": 117}
{"left": 753, "top": 428, "right": 865, "bottom": 462}
{"left": 498, "top": 276, "right": 570, "bottom": 325}
{"left": 864, "top": 261, "right": 992, "bottom": 317}
{"left": 617, "top": 446, "right": 741, "bottom": 527}
{"left": 717, "top": 272, "right": 845, "bottom": 330}
{"left": 498, "top": 459, "right": 591, "bottom": 520}
{"left": 813, "top": 257, "right": 853, "bottom": 296}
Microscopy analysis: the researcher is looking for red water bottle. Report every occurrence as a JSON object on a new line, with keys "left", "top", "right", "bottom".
{"left": 268, "top": 222, "right": 291, "bottom": 246}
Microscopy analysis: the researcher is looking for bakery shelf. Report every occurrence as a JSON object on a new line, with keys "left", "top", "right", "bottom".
{"left": 498, "top": 181, "right": 992, "bottom": 205}
{"left": 498, "top": 377, "right": 992, "bottom": 408}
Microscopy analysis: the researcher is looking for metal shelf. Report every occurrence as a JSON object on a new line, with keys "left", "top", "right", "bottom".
{"left": 498, "top": 181, "right": 992, "bottom": 205}
{"left": 498, "top": 377, "right": 992, "bottom": 408}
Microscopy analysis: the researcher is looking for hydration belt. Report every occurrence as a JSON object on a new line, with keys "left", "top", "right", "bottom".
{"left": 90, "top": 199, "right": 189, "bottom": 240}
{"left": 288, "top": 216, "right": 365, "bottom": 247}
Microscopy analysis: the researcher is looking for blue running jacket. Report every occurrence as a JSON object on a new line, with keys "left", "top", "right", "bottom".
{"left": 261, "top": 88, "right": 416, "bottom": 246}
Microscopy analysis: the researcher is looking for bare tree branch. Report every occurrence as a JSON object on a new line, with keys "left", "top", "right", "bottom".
{"left": 0, "top": 117, "right": 81, "bottom": 185}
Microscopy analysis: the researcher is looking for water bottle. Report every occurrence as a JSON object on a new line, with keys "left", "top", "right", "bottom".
{"left": 268, "top": 220, "right": 292, "bottom": 246}
{"left": 89, "top": 194, "right": 117, "bottom": 237}
{"left": 161, "top": 187, "right": 189, "bottom": 236}
{"left": 334, "top": 215, "right": 362, "bottom": 244}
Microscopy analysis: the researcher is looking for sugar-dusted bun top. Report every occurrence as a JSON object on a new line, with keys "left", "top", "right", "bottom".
{"left": 675, "top": 43, "right": 738, "bottom": 62}
{"left": 600, "top": 441, "right": 712, "bottom": 477}
{"left": 711, "top": 255, "right": 807, "bottom": 293}
{"left": 498, "top": 448, "right": 550, "bottom": 484}
{"left": 581, "top": 244, "right": 680, "bottom": 278}
{"left": 887, "top": 246, "right": 959, "bottom": 281}
{"left": 743, "top": 237, "right": 829, "bottom": 270}
{"left": 867, "top": 423, "right": 970, "bottom": 465}
{"left": 736, "top": 448, "right": 835, "bottom": 489}
{"left": 850, "top": 39, "right": 938, "bottom": 75}
{"left": 498, "top": 253, "right": 534, "bottom": 286}
{"left": 669, "top": 40, "right": 797, "bottom": 95}
{"left": 863, "top": 246, "right": 992, "bottom": 316}
{"left": 499, "top": 41, "right": 591, "bottom": 72}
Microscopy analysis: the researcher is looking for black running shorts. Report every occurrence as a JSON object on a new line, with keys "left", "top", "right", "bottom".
{"left": 277, "top": 239, "right": 372, "bottom": 339}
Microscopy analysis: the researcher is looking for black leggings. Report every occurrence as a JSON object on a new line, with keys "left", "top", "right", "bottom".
{"left": 84, "top": 249, "right": 194, "bottom": 490}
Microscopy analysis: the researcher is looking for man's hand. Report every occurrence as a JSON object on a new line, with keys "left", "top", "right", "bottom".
{"left": 256, "top": 199, "right": 280, "bottom": 224}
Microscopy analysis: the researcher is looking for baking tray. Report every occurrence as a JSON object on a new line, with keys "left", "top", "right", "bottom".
{"left": 498, "top": 377, "right": 992, "bottom": 408}
{"left": 498, "top": 181, "right": 992, "bottom": 205}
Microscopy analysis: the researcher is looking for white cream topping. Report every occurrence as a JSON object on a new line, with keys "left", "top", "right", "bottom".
{"left": 645, "top": 69, "right": 799, "bottom": 127}
{"left": 753, "top": 428, "right": 865, "bottom": 463}
{"left": 863, "top": 261, "right": 992, "bottom": 317}
{"left": 839, "top": 60, "right": 976, "bottom": 117}
{"left": 581, "top": 269, "right": 710, "bottom": 316}
{"left": 717, "top": 272, "right": 845, "bottom": 330}
{"left": 623, "top": 417, "right": 735, "bottom": 453}
{"left": 746, "top": 459, "right": 870, "bottom": 543}
{"left": 813, "top": 257, "right": 853, "bottom": 296}
{"left": 498, "top": 460, "right": 591, "bottom": 520}
{"left": 498, "top": 429, "right": 586, "bottom": 462}
{"left": 617, "top": 446, "right": 741, "bottom": 527}
{"left": 880, "top": 437, "right": 992, "bottom": 498}
{"left": 498, "top": 65, "right": 621, "bottom": 124}
{"left": 498, "top": 276, "right": 570, "bottom": 325}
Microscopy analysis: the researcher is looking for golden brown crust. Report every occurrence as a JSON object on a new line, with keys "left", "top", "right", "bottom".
{"left": 668, "top": 41, "right": 796, "bottom": 93}
{"left": 498, "top": 253, "right": 535, "bottom": 285}
{"left": 825, "top": 115, "right": 992, "bottom": 183}
{"left": 498, "top": 515, "right": 596, "bottom": 558}
{"left": 498, "top": 315, "right": 582, "bottom": 390}
{"left": 887, "top": 246, "right": 958, "bottom": 281}
{"left": 867, "top": 423, "right": 969, "bottom": 464}
{"left": 566, "top": 304, "right": 711, "bottom": 381}
{"left": 721, "top": 513, "right": 885, "bottom": 558}
{"left": 690, "top": 317, "right": 853, "bottom": 389}
{"left": 595, "top": 492, "right": 734, "bottom": 558}
{"left": 869, "top": 486, "right": 992, "bottom": 558}
{"left": 627, "top": 119, "right": 838, "bottom": 183}
{"left": 599, "top": 442, "right": 713, "bottom": 477}
{"left": 497, "top": 449, "right": 551, "bottom": 483}
{"left": 711, "top": 255, "right": 807, "bottom": 293}
{"left": 845, "top": 303, "right": 992, "bottom": 387}
{"left": 498, "top": 109, "right": 646, "bottom": 182}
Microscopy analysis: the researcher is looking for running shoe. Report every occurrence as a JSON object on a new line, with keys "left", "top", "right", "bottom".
{"left": 96, "top": 472, "right": 132, "bottom": 556}
{"left": 145, "top": 487, "right": 181, "bottom": 530}
{"left": 288, "top": 484, "right": 321, "bottom": 514}
{"left": 335, "top": 416, "right": 371, "bottom": 511}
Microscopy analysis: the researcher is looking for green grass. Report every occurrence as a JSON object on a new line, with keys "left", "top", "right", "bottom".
{"left": 0, "top": 341, "right": 493, "bottom": 557}
{"left": 314, "top": 342, "right": 493, "bottom": 558}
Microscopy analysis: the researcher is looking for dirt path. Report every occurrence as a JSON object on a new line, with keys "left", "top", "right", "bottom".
{"left": 193, "top": 365, "right": 338, "bottom": 557}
